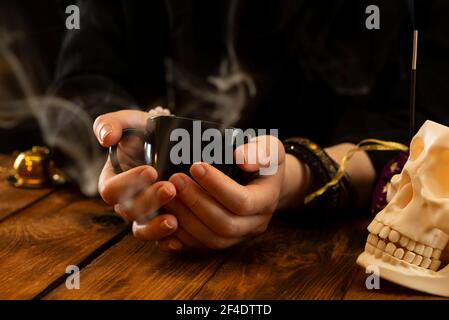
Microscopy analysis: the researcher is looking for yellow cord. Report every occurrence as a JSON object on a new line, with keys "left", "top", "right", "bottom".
{"left": 304, "top": 139, "right": 409, "bottom": 204}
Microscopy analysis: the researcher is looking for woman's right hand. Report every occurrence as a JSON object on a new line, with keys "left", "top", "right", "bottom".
{"left": 93, "top": 109, "right": 181, "bottom": 249}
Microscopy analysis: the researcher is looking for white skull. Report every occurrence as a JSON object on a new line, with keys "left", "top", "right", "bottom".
{"left": 357, "top": 120, "right": 449, "bottom": 297}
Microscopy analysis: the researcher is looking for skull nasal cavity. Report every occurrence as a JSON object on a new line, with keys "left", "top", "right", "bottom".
{"left": 409, "top": 137, "right": 424, "bottom": 161}
{"left": 396, "top": 173, "right": 413, "bottom": 209}
{"left": 422, "top": 149, "right": 449, "bottom": 198}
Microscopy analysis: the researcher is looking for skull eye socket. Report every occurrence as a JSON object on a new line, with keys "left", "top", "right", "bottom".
{"left": 422, "top": 148, "right": 449, "bottom": 198}
{"left": 409, "top": 137, "right": 424, "bottom": 161}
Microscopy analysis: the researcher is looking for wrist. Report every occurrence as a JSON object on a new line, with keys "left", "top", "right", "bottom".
{"left": 278, "top": 154, "right": 316, "bottom": 210}
{"left": 324, "top": 143, "right": 376, "bottom": 207}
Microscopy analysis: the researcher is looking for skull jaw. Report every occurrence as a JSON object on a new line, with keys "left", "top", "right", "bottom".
{"left": 376, "top": 194, "right": 449, "bottom": 249}
{"left": 357, "top": 251, "right": 449, "bottom": 297}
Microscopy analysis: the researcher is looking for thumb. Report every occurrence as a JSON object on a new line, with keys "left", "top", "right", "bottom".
{"left": 93, "top": 109, "right": 149, "bottom": 147}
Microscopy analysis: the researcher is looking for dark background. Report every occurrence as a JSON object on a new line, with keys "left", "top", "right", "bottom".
{"left": 1, "top": 0, "right": 448, "bottom": 164}
{"left": 0, "top": 0, "right": 66, "bottom": 152}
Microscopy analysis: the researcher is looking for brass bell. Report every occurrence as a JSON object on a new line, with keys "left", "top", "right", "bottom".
{"left": 7, "top": 146, "right": 66, "bottom": 188}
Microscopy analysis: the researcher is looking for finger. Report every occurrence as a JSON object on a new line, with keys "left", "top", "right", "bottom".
{"left": 234, "top": 135, "right": 285, "bottom": 173}
{"left": 99, "top": 164, "right": 157, "bottom": 205}
{"left": 188, "top": 136, "right": 284, "bottom": 215}
{"left": 165, "top": 199, "right": 245, "bottom": 249}
{"left": 169, "top": 173, "right": 267, "bottom": 237}
{"left": 132, "top": 214, "right": 178, "bottom": 241}
{"left": 93, "top": 110, "right": 149, "bottom": 147}
{"left": 157, "top": 236, "right": 183, "bottom": 252}
{"left": 148, "top": 106, "right": 171, "bottom": 118}
{"left": 175, "top": 227, "right": 208, "bottom": 249}
{"left": 114, "top": 203, "right": 131, "bottom": 221}
{"left": 158, "top": 227, "right": 207, "bottom": 251}
{"left": 119, "top": 181, "right": 176, "bottom": 222}
{"left": 190, "top": 162, "right": 280, "bottom": 216}
{"left": 115, "top": 135, "right": 147, "bottom": 170}
{"left": 98, "top": 157, "right": 119, "bottom": 195}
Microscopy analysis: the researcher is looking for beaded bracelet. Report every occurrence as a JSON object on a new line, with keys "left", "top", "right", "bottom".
{"left": 283, "top": 137, "right": 353, "bottom": 211}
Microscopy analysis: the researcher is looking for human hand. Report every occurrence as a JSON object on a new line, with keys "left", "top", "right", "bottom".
{"left": 93, "top": 109, "right": 180, "bottom": 243}
{"left": 140, "top": 135, "right": 289, "bottom": 250}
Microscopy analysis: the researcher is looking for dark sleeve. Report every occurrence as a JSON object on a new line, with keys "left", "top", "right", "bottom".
{"left": 329, "top": 1, "right": 449, "bottom": 175}
{"left": 50, "top": 0, "right": 139, "bottom": 120}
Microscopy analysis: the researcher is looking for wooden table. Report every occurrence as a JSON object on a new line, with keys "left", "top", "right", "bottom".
{"left": 0, "top": 154, "right": 445, "bottom": 300}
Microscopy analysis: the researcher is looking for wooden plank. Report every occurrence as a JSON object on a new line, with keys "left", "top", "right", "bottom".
{"left": 0, "top": 189, "right": 128, "bottom": 299}
{"left": 192, "top": 217, "right": 370, "bottom": 300}
{"left": 45, "top": 216, "right": 373, "bottom": 300}
{"left": 343, "top": 260, "right": 448, "bottom": 300}
{"left": 44, "top": 234, "right": 229, "bottom": 299}
{"left": 0, "top": 154, "right": 54, "bottom": 222}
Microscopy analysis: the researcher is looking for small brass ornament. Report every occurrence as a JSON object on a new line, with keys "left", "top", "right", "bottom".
{"left": 6, "top": 146, "right": 66, "bottom": 188}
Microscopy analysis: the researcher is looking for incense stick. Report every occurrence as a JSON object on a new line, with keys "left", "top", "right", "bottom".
{"left": 409, "top": 30, "right": 418, "bottom": 141}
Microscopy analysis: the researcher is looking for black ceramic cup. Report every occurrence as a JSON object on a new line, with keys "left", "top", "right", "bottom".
{"left": 109, "top": 115, "right": 253, "bottom": 184}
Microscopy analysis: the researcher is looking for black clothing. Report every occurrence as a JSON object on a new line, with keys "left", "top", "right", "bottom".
{"left": 53, "top": 0, "right": 449, "bottom": 175}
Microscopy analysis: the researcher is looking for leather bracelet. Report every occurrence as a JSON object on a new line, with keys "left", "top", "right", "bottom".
{"left": 284, "top": 137, "right": 354, "bottom": 211}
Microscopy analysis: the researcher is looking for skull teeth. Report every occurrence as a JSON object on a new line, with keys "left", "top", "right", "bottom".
{"left": 423, "top": 246, "right": 433, "bottom": 258}
{"left": 371, "top": 221, "right": 384, "bottom": 235}
{"left": 367, "top": 220, "right": 378, "bottom": 233}
{"left": 388, "top": 230, "right": 401, "bottom": 243}
{"left": 368, "top": 220, "right": 449, "bottom": 250}
{"left": 412, "top": 254, "right": 423, "bottom": 266}
{"left": 430, "top": 260, "right": 442, "bottom": 271}
{"left": 404, "top": 251, "right": 416, "bottom": 263}
{"left": 406, "top": 240, "right": 416, "bottom": 252}
{"left": 399, "top": 235, "right": 409, "bottom": 247}
{"left": 421, "top": 257, "right": 432, "bottom": 269}
{"left": 379, "top": 226, "right": 391, "bottom": 239}
{"left": 377, "top": 240, "right": 387, "bottom": 251}
{"left": 393, "top": 248, "right": 405, "bottom": 259}
{"left": 385, "top": 242, "right": 396, "bottom": 255}
{"left": 364, "top": 231, "right": 443, "bottom": 272}
{"left": 432, "top": 249, "right": 442, "bottom": 260}
{"left": 367, "top": 234, "right": 379, "bottom": 246}
{"left": 414, "top": 243, "right": 425, "bottom": 255}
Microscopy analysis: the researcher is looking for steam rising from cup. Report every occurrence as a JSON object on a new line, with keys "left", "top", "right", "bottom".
{"left": 0, "top": 1, "right": 256, "bottom": 199}
{"left": 0, "top": 16, "right": 105, "bottom": 196}
{"left": 165, "top": 0, "right": 256, "bottom": 128}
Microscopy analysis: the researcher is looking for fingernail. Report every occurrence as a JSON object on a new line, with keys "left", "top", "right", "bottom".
{"left": 160, "top": 219, "right": 174, "bottom": 231}
{"left": 157, "top": 186, "right": 175, "bottom": 200}
{"left": 115, "top": 204, "right": 131, "bottom": 221}
{"left": 192, "top": 163, "right": 206, "bottom": 177}
{"left": 168, "top": 238, "right": 183, "bottom": 251}
{"left": 132, "top": 221, "right": 146, "bottom": 234}
{"left": 172, "top": 175, "right": 186, "bottom": 192}
{"left": 99, "top": 124, "right": 112, "bottom": 142}
{"left": 114, "top": 204, "right": 123, "bottom": 214}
